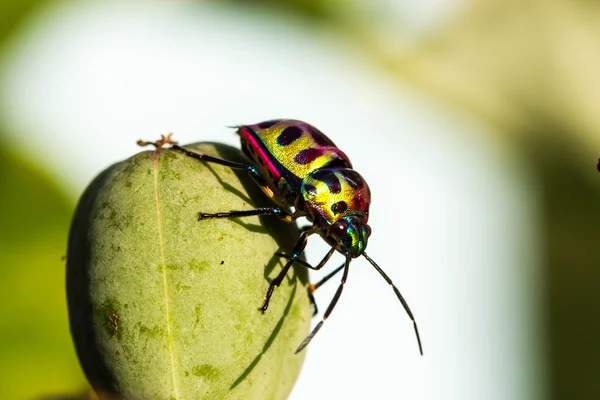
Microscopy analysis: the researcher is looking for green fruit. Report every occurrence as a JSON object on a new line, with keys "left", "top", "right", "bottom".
{"left": 67, "top": 143, "right": 310, "bottom": 400}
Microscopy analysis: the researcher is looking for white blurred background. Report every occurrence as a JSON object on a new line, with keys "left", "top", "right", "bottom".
{"left": 3, "top": 1, "right": 600, "bottom": 399}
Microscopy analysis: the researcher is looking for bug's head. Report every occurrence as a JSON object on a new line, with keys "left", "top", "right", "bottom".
{"left": 328, "top": 215, "right": 371, "bottom": 258}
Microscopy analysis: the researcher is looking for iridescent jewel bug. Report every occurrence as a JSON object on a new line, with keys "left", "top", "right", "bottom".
{"left": 139, "top": 119, "right": 423, "bottom": 355}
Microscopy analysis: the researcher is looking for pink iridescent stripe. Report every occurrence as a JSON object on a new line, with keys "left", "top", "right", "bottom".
{"left": 239, "top": 128, "right": 282, "bottom": 181}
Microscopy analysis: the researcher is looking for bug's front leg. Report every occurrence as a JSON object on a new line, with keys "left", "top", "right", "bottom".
{"left": 307, "top": 262, "right": 345, "bottom": 317}
{"left": 295, "top": 254, "right": 352, "bottom": 353}
{"left": 276, "top": 247, "right": 337, "bottom": 316}
{"left": 260, "top": 228, "right": 316, "bottom": 313}
{"left": 277, "top": 247, "right": 341, "bottom": 316}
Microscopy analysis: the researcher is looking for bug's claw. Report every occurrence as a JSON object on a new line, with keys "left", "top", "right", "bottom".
{"left": 260, "top": 285, "right": 274, "bottom": 314}
{"left": 308, "top": 287, "right": 318, "bottom": 317}
{"left": 197, "top": 212, "right": 209, "bottom": 221}
{"left": 260, "top": 300, "right": 269, "bottom": 314}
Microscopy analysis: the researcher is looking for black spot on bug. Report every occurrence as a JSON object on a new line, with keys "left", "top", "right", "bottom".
{"left": 344, "top": 173, "right": 363, "bottom": 190}
{"left": 324, "top": 176, "right": 342, "bottom": 194}
{"left": 304, "top": 183, "right": 317, "bottom": 197}
{"left": 294, "top": 148, "right": 323, "bottom": 165}
{"left": 257, "top": 120, "right": 281, "bottom": 129}
{"left": 313, "top": 169, "right": 342, "bottom": 193}
{"left": 308, "top": 126, "right": 333, "bottom": 147}
{"left": 331, "top": 201, "right": 348, "bottom": 215}
{"left": 277, "top": 126, "right": 303, "bottom": 146}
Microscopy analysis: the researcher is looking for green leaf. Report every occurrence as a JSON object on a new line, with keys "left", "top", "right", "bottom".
{"left": 67, "top": 143, "right": 310, "bottom": 400}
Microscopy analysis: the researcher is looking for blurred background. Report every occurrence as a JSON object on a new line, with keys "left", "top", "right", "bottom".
{"left": 1, "top": 0, "right": 598, "bottom": 399}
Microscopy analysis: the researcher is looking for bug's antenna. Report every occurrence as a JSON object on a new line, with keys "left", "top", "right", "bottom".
{"left": 295, "top": 253, "right": 352, "bottom": 354}
{"left": 363, "top": 252, "right": 423, "bottom": 356}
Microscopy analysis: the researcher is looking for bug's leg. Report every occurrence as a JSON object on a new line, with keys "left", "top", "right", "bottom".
{"left": 295, "top": 254, "right": 352, "bottom": 353}
{"left": 170, "top": 144, "right": 277, "bottom": 199}
{"left": 307, "top": 292, "right": 317, "bottom": 318}
{"left": 276, "top": 247, "right": 339, "bottom": 316}
{"left": 307, "top": 263, "right": 345, "bottom": 316}
{"left": 140, "top": 139, "right": 299, "bottom": 222}
{"left": 363, "top": 252, "right": 423, "bottom": 356}
{"left": 198, "top": 207, "right": 297, "bottom": 222}
{"left": 303, "top": 262, "right": 345, "bottom": 317}
{"left": 275, "top": 246, "right": 336, "bottom": 271}
{"left": 139, "top": 138, "right": 276, "bottom": 200}
{"left": 260, "top": 229, "right": 316, "bottom": 313}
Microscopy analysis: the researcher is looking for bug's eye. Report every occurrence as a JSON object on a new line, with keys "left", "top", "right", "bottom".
{"left": 332, "top": 221, "right": 349, "bottom": 237}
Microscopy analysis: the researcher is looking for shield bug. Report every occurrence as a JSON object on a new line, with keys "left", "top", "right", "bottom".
{"left": 139, "top": 120, "right": 423, "bottom": 354}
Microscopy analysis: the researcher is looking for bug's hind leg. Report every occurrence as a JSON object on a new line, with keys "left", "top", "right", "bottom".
{"left": 138, "top": 137, "right": 276, "bottom": 200}
{"left": 261, "top": 229, "right": 316, "bottom": 313}
{"left": 171, "top": 144, "right": 277, "bottom": 199}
